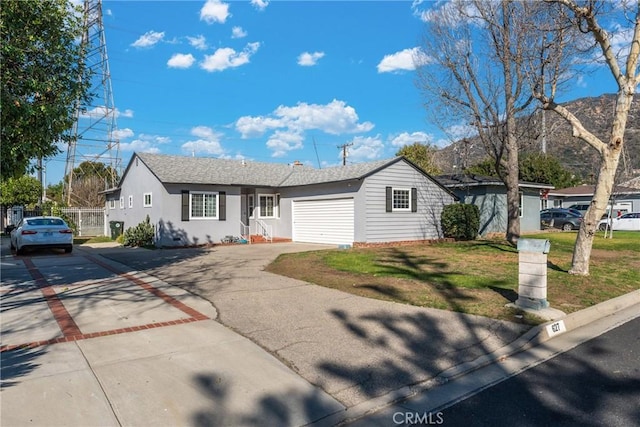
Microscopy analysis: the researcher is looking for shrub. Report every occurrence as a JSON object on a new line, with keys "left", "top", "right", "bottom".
{"left": 122, "top": 215, "right": 155, "bottom": 247}
{"left": 441, "top": 203, "right": 480, "bottom": 240}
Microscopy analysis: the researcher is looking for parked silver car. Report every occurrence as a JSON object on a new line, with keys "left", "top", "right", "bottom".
{"left": 10, "top": 216, "right": 74, "bottom": 255}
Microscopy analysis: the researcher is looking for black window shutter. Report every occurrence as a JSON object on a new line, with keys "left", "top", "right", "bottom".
{"left": 411, "top": 188, "right": 418, "bottom": 212}
{"left": 219, "top": 191, "right": 226, "bottom": 221}
{"left": 385, "top": 187, "right": 392, "bottom": 212}
{"left": 181, "top": 191, "right": 189, "bottom": 221}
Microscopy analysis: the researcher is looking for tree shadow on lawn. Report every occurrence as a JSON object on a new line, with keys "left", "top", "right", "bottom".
{"left": 367, "top": 247, "right": 515, "bottom": 308}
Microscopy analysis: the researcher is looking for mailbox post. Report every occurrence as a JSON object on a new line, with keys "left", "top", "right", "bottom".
{"left": 515, "top": 238, "right": 551, "bottom": 310}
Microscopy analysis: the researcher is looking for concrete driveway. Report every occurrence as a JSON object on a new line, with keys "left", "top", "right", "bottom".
{"left": 91, "top": 242, "right": 529, "bottom": 408}
{"left": 0, "top": 240, "right": 344, "bottom": 426}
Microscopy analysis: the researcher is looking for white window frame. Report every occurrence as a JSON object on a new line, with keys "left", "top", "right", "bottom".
{"left": 258, "top": 194, "right": 276, "bottom": 218}
{"left": 128, "top": 195, "right": 133, "bottom": 208}
{"left": 143, "top": 192, "right": 152, "bottom": 208}
{"left": 392, "top": 188, "right": 411, "bottom": 212}
{"left": 248, "top": 194, "right": 255, "bottom": 218}
{"left": 119, "top": 196, "right": 124, "bottom": 209}
{"left": 190, "top": 191, "right": 218, "bottom": 219}
{"left": 109, "top": 199, "right": 116, "bottom": 209}
{"left": 275, "top": 193, "right": 281, "bottom": 218}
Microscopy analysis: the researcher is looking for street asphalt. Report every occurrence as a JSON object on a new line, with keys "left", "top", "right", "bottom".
{"left": 1, "top": 239, "right": 638, "bottom": 426}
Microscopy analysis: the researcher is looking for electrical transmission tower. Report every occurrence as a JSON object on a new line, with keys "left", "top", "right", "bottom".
{"left": 64, "top": 0, "right": 121, "bottom": 205}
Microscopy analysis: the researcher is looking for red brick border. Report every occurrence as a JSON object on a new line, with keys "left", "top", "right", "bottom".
{"left": 83, "top": 254, "right": 209, "bottom": 321}
{"left": 23, "top": 258, "right": 82, "bottom": 337}
{"left": 1, "top": 255, "right": 209, "bottom": 353}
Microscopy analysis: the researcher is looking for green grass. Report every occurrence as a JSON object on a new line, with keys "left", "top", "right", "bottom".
{"left": 267, "top": 231, "right": 639, "bottom": 325}
{"left": 73, "top": 235, "right": 115, "bottom": 245}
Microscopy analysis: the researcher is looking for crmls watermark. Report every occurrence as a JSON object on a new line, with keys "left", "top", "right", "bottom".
{"left": 392, "top": 411, "right": 444, "bottom": 425}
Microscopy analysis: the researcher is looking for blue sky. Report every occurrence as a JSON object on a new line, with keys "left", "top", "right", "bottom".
{"left": 45, "top": 0, "right": 625, "bottom": 186}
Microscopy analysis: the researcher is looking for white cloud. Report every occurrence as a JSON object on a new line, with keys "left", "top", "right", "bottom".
{"left": 345, "top": 135, "right": 385, "bottom": 162}
{"left": 276, "top": 100, "right": 374, "bottom": 135}
{"left": 377, "top": 47, "right": 431, "bottom": 73}
{"left": 167, "top": 53, "right": 196, "bottom": 69}
{"left": 200, "top": 42, "right": 260, "bottom": 72}
{"left": 120, "top": 138, "right": 162, "bottom": 153}
{"left": 80, "top": 106, "right": 134, "bottom": 119}
{"left": 297, "top": 51, "right": 325, "bottom": 66}
{"left": 250, "top": 0, "right": 269, "bottom": 11}
{"left": 236, "top": 99, "right": 374, "bottom": 139}
{"left": 113, "top": 128, "right": 134, "bottom": 140}
{"left": 389, "top": 131, "right": 434, "bottom": 147}
{"left": 231, "top": 26, "right": 247, "bottom": 39}
{"left": 200, "top": 0, "right": 230, "bottom": 24}
{"left": 266, "top": 130, "right": 304, "bottom": 157}
{"left": 187, "top": 35, "right": 208, "bottom": 50}
{"left": 131, "top": 31, "right": 165, "bottom": 48}
{"left": 235, "top": 116, "right": 283, "bottom": 138}
{"left": 181, "top": 126, "right": 225, "bottom": 155}
{"left": 236, "top": 100, "right": 375, "bottom": 157}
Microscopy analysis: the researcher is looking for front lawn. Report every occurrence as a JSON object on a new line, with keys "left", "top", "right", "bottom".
{"left": 266, "top": 232, "right": 640, "bottom": 325}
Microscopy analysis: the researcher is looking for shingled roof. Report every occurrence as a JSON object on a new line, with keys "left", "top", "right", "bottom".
{"left": 131, "top": 152, "right": 404, "bottom": 188}
{"left": 435, "top": 174, "right": 553, "bottom": 189}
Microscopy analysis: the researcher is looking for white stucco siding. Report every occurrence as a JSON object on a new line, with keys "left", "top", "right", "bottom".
{"left": 363, "top": 161, "right": 455, "bottom": 243}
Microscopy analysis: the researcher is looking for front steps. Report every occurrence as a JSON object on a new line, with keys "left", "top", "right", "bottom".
{"left": 249, "top": 235, "right": 292, "bottom": 244}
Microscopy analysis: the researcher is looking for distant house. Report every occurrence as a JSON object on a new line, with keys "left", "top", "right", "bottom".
{"left": 435, "top": 174, "right": 553, "bottom": 236}
{"left": 548, "top": 184, "right": 640, "bottom": 216}
{"left": 103, "top": 153, "right": 457, "bottom": 247}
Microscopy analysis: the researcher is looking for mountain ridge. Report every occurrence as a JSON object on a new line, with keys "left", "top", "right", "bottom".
{"left": 433, "top": 93, "right": 640, "bottom": 185}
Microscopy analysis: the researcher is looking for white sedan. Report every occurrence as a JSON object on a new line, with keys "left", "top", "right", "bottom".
{"left": 10, "top": 216, "right": 74, "bottom": 255}
{"left": 598, "top": 212, "right": 640, "bottom": 231}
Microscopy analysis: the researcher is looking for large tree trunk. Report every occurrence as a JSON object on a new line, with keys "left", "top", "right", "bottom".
{"left": 569, "top": 90, "right": 631, "bottom": 275}
{"left": 504, "top": 117, "right": 521, "bottom": 245}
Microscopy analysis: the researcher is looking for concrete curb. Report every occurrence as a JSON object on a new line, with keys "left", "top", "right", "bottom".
{"left": 321, "top": 289, "right": 640, "bottom": 426}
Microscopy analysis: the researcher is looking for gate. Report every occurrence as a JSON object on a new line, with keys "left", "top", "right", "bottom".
{"left": 3, "top": 207, "right": 106, "bottom": 236}
{"left": 60, "top": 208, "right": 105, "bottom": 236}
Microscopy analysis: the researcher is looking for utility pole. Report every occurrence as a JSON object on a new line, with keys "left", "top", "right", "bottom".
{"left": 65, "top": 0, "right": 121, "bottom": 205}
{"left": 337, "top": 142, "right": 354, "bottom": 166}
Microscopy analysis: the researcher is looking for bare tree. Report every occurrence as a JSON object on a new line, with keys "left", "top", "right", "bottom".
{"left": 416, "top": 0, "right": 537, "bottom": 244}
{"left": 530, "top": 0, "right": 639, "bottom": 275}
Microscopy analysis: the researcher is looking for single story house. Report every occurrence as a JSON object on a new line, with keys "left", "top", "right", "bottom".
{"left": 548, "top": 184, "right": 640, "bottom": 216}
{"left": 435, "top": 174, "right": 554, "bottom": 236}
{"left": 103, "top": 153, "right": 458, "bottom": 247}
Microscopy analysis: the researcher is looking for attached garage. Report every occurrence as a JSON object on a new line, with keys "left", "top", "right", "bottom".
{"left": 292, "top": 198, "right": 354, "bottom": 245}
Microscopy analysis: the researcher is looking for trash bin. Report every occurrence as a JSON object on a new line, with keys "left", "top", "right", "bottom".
{"left": 109, "top": 221, "right": 124, "bottom": 240}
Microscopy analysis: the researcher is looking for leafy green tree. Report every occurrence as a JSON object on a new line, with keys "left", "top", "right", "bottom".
{"left": 396, "top": 142, "right": 442, "bottom": 175}
{"left": 466, "top": 154, "right": 581, "bottom": 189}
{"left": 1, "top": 0, "right": 92, "bottom": 180}
{"left": 45, "top": 182, "right": 65, "bottom": 205}
{"left": 0, "top": 176, "right": 41, "bottom": 207}
{"left": 519, "top": 153, "right": 581, "bottom": 189}
{"left": 464, "top": 158, "right": 498, "bottom": 178}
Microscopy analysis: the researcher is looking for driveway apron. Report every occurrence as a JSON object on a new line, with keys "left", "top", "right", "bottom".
{"left": 93, "top": 243, "right": 529, "bottom": 408}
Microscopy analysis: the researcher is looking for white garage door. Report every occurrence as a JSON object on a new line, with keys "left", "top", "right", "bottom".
{"left": 293, "top": 198, "right": 354, "bottom": 245}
